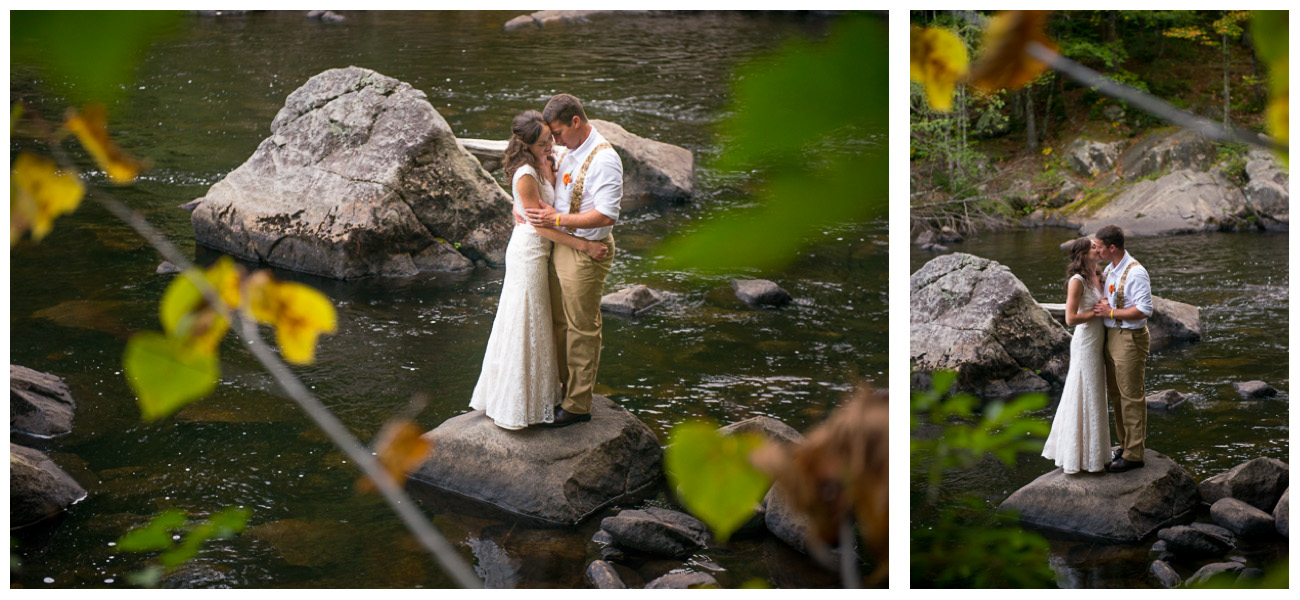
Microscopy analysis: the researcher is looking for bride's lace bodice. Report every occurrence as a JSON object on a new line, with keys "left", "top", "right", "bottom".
{"left": 512, "top": 164, "right": 555, "bottom": 219}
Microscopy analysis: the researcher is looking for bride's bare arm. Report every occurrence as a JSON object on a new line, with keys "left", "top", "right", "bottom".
{"left": 1064, "top": 277, "right": 1094, "bottom": 326}
{"left": 516, "top": 174, "right": 609, "bottom": 260}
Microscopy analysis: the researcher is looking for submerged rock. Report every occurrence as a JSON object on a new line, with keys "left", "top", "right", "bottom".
{"left": 599, "top": 506, "right": 710, "bottom": 557}
{"left": 1157, "top": 523, "right": 1235, "bottom": 558}
{"left": 1198, "top": 457, "right": 1289, "bottom": 512}
{"left": 585, "top": 560, "right": 626, "bottom": 589}
{"left": 1000, "top": 449, "right": 1199, "bottom": 542}
{"left": 11, "top": 365, "right": 76, "bottom": 439}
{"left": 191, "top": 66, "right": 507, "bottom": 279}
{"left": 410, "top": 395, "right": 661, "bottom": 525}
{"left": 1149, "top": 559, "right": 1181, "bottom": 588}
{"left": 601, "top": 285, "right": 664, "bottom": 316}
{"left": 911, "top": 253, "right": 1070, "bottom": 392}
{"left": 1185, "top": 561, "right": 1245, "bottom": 587}
{"left": 1210, "top": 497, "right": 1277, "bottom": 539}
{"left": 644, "top": 571, "right": 718, "bottom": 589}
{"left": 504, "top": 10, "right": 650, "bottom": 31}
{"left": 1232, "top": 380, "right": 1278, "bottom": 399}
{"left": 732, "top": 279, "right": 793, "bottom": 308}
{"left": 11, "top": 443, "right": 87, "bottom": 528}
{"left": 1145, "top": 389, "right": 1186, "bottom": 412}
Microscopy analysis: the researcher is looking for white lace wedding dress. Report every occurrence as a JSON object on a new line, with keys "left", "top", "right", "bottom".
{"left": 468, "top": 164, "right": 560, "bottom": 429}
{"left": 1041, "top": 273, "right": 1111, "bottom": 474}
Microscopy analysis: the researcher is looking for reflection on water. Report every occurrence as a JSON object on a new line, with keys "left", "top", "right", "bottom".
{"left": 910, "top": 228, "right": 1288, "bottom": 588}
{"left": 10, "top": 12, "right": 885, "bottom": 588}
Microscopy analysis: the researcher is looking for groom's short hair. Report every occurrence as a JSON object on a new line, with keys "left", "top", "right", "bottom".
{"left": 1096, "top": 225, "right": 1125, "bottom": 250}
{"left": 543, "top": 94, "right": 588, "bottom": 125}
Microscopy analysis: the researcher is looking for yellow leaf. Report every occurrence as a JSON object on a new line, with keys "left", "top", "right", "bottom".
{"left": 64, "top": 104, "right": 146, "bottom": 184}
{"left": 249, "top": 276, "right": 337, "bottom": 365}
{"left": 1267, "top": 88, "right": 1288, "bottom": 165}
{"left": 356, "top": 419, "right": 433, "bottom": 494}
{"left": 159, "top": 257, "right": 244, "bottom": 355}
{"left": 11, "top": 152, "right": 84, "bottom": 244}
{"left": 1041, "top": 146, "right": 1052, "bottom": 156}
{"left": 911, "top": 26, "right": 969, "bottom": 112}
{"left": 970, "top": 10, "right": 1056, "bottom": 94}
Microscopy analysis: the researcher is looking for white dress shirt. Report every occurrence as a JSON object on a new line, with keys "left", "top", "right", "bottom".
{"left": 552, "top": 126, "right": 622, "bottom": 241}
{"left": 1102, "top": 251, "right": 1153, "bottom": 329}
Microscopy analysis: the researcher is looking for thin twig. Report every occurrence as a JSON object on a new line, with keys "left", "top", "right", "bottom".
{"left": 839, "top": 517, "right": 861, "bottom": 588}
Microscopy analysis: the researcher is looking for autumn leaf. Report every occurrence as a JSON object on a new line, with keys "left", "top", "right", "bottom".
{"left": 248, "top": 276, "right": 338, "bottom": 365}
{"left": 159, "top": 257, "right": 245, "bottom": 355}
{"left": 357, "top": 419, "right": 433, "bottom": 494}
{"left": 64, "top": 104, "right": 146, "bottom": 184}
{"left": 910, "top": 25, "right": 970, "bottom": 112}
{"left": 970, "top": 10, "right": 1056, "bottom": 94}
{"left": 11, "top": 151, "right": 85, "bottom": 244}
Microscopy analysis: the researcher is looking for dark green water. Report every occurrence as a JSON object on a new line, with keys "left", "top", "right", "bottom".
{"left": 10, "top": 11, "right": 886, "bottom": 588}
{"left": 910, "top": 228, "right": 1289, "bottom": 588}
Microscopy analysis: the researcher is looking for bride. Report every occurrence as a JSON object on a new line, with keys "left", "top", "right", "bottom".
{"left": 1041, "top": 237, "right": 1112, "bottom": 474}
{"left": 469, "top": 110, "right": 610, "bottom": 429}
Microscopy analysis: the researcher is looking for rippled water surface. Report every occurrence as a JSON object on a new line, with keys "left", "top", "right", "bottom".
{"left": 10, "top": 11, "right": 885, "bottom": 588}
{"left": 910, "top": 228, "right": 1288, "bottom": 588}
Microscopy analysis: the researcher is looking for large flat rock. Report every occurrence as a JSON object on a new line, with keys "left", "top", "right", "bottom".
{"left": 1000, "top": 449, "right": 1199, "bottom": 542}
{"left": 11, "top": 365, "right": 76, "bottom": 439}
{"left": 1079, "top": 169, "right": 1245, "bottom": 237}
{"left": 11, "top": 443, "right": 87, "bottom": 528}
{"left": 410, "top": 395, "right": 661, "bottom": 525}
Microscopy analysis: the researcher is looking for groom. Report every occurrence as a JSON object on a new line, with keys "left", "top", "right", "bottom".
{"left": 525, "top": 94, "right": 622, "bottom": 427}
{"left": 1092, "top": 225, "right": 1154, "bottom": 473}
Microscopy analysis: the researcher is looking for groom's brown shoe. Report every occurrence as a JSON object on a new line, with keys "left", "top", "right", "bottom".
{"left": 1107, "top": 457, "right": 1144, "bottom": 473}
{"left": 546, "top": 407, "right": 591, "bottom": 427}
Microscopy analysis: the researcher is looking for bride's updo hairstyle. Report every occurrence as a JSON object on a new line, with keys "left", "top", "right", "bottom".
{"left": 1066, "top": 237, "right": 1094, "bottom": 280}
{"left": 502, "top": 110, "right": 555, "bottom": 181}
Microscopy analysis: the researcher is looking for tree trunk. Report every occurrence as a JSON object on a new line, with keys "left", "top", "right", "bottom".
{"left": 1042, "top": 74, "right": 1054, "bottom": 144}
{"left": 1025, "top": 87, "right": 1038, "bottom": 151}
{"left": 1106, "top": 11, "right": 1118, "bottom": 43}
{"left": 1222, "top": 30, "right": 1231, "bottom": 126}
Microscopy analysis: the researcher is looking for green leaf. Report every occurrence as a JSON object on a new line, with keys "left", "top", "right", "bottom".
{"left": 159, "top": 268, "right": 205, "bottom": 337}
{"left": 1251, "top": 11, "right": 1288, "bottom": 65}
{"left": 10, "top": 11, "right": 182, "bottom": 105}
{"left": 116, "top": 509, "right": 187, "bottom": 552}
{"left": 123, "top": 331, "right": 220, "bottom": 422}
{"left": 665, "top": 421, "right": 771, "bottom": 543}
{"left": 125, "top": 565, "right": 165, "bottom": 588}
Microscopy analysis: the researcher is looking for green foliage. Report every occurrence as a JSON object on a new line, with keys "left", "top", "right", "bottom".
{"left": 118, "top": 507, "right": 249, "bottom": 587}
{"left": 658, "top": 15, "right": 885, "bottom": 273}
{"left": 665, "top": 421, "right": 771, "bottom": 543}
{"left": 11, "top": 11, "right": 182, "bottom": 105}
{"left": 1215, "top": 143, "right": 1250, "bottom": 187}
{"left": 911, "top": 371, "right": 1055, "bottom": 588}
{"left": 122, "top": 331, "right": 220, "bottom": 422}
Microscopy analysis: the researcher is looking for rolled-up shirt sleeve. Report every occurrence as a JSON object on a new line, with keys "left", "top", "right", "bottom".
{"left": 1129, "top": 268, "right": 1154, "bottom": 317}
{"left": 586, "top": 150, "right": 623, "bottom": 222}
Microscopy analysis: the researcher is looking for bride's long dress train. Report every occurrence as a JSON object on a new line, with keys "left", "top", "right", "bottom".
{"left": 468, "top": 164, "right": 560, "bottom": 429}
{"left": 1042, "top": 274, "right": 1111, "bottom": 474}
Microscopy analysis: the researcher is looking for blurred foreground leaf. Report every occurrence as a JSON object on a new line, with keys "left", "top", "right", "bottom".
{"left": 160, "top": 257, "right": 244, "bottom": 354}
{"left": 248, "top": 276, "right": 339, "bottom": 365}
{"left": 970, "top": 10, "right": 1055, "bottom": 93}
{"left": 1252, "top": 10, "right": 1288, "bottom": 164}
{"left": 10, "top": 151, "right": 84, "bottom": 244}
{"left": 124, "top": 331, "right": 220, "bottom": 422}
{"left": 64, "top": 104, "right": 148, "bottom": 183}
{"left": 117, "top": 506, "right": 249, "bottom": 587}
{"left": 665, "top": 421, "right": 771, "bottom": 543}
{"left": 911, "top": 26, "right": 970, "bottom": 112}
{"left": 357, "top": 419, "right": 434, "bottom": 494}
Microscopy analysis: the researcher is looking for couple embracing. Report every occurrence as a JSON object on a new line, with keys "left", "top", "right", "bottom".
{"left": 1043, "top": 225, "right": 1154, "bottom": 475}
{"left": 469, "top": 94, "right": 621, "bottom": 429}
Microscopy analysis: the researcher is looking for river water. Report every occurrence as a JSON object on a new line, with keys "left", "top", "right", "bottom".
{"left": 910, "top": 228, "right": 1289, "bottom": 588}
{"left": 10, "top": 11, "right": 886, "bottom": 588}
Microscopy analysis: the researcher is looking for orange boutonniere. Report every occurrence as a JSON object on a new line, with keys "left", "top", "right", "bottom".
{"left": 1108, "top": 284, "right": 1115, "bottom": 294}
{"left": 563, "top": 173, "right": 572, "bottom": 186}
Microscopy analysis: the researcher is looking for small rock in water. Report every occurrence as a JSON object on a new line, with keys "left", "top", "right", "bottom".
{"left": 600, "top": 284, "right": 663, "bottom": 316}
{"left": 1146, "top": 389, "right": 1186, "bottom": 411}
{"left": 1149, "top": 559, "right": 1181, "bottom": 588}
{"left": 1273, "top": 489, "right": 1288, "bottom": 538}
{"left": 585, "top": 560, "right": 626, "bottom": 589}
{"left": 1236, "top": 568, "right": 1266, "bottom": 585}
{"left": 1233, "top": 380, "right": 1278, "bottom": 398}
{"left": 1210, "top": 497, "right": 1277, "bottom": 539}
{"left": 644, "top": 571, "right": 718, "bottom": 589}
{"left": 599, "top": 506, "right": 710, "bottom": 557}
{"left": 1185, "top": 561, "right": 1245, "bottom": 587}
{"left": 156, "top": 261, "right": 182, "bottom": 275}
{"left": 732, "top": 279, "right": 792, "bottom": 308}
{"left": 1198, "top": 457, "right": 1290, "bottom": 512}
{"left": 914, "top": 231, "right": 935, "bottom": 245}
{"left": 1156, "top": 524, "right": 1234, "bottom": 558}
{"left": 937, "top": 225, "right": 963, "bottom": 243}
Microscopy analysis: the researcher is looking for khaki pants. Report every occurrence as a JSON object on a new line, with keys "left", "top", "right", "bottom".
{"left": 1104, "top": 326, "right": 1150, "bottom": 461}
{"left": 548, "top": 234, "right": 614, "bottom": 414}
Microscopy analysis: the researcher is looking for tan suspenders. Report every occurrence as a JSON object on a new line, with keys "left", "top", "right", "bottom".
{"left": 557, "top": 143, "right": 613, "bottom": 232}
{"left": 1114, "top": 261, "right": 1141, "bottom": 309}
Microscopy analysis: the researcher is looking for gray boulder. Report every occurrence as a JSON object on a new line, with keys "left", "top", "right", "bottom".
{"left": 599, "top": 506, "right": 709, "bottom": 557}
{"left": 732, "top": 279, "right": 792, "bottom": 308}
{"left": 1185, "top": 561, "right": 1245, "bottom": 587}
{"left": 1078, "top": 170, "right": 1246, "bottom": 237}
{"left": 1063, "top": 138, "right": 1123, "bottom": 177}
{"left": 717, "top": 416, "right": 803, "bottom": 447}
{"left": 410, "top": 395, "right": 661, "bottom": 524}
{"left": 1149, "top": 296, "right": 1202, "bottom": 347}
{"left": 191, "top": 66, "right": 506, "bottom": 279}
{"left": 1210, "top": 497, "right": 1276, "bottom": 539}
{"left": 504, "top": 10, "right": 649, "bottom": 32}
{"left": 1158, "top": 523, "right": 1234, "bottom": 558}
{"left": 11, "top": 443, "right": 87, "bottom": 528}
{"left": 11, "top": 365, "right": 76, "bottom": 439}
{"left": 1274, "top": 488, "right": 1288, "bottom": 537}
{"left": 937, "top": 226, "right": 963, "bottom": 243}
{"left": 1117, "top": 128, "right": 1215, "bottom": 181}
{"left": 1146, "top": 390, "right": 1187, "bottom": 412}
{"left": 763, "top": 483, "right": 850, "bottom": 566}
{"left": 1243, "top": 152, "right": 1289, "bottom": 227}
{"left": 1149, "top": 559, "right": 1181, "bottom": 588}
{"left": 1000, "top": 449, "right": 1200, "bottom": 542}
{"left": 1198, "top": 457, "right": 1289, "bottom": 512}
{"left": 911, "top": 253, "right": 1070, "bottom": 392}
{"left": 457, "top": 138, "right": 505, "bottom": 172}
{"left": 1232, "top": 380, "right": 1278, "bottom": 399}
{"left": 600, "top": 285, "right": 663, "bottom": 316}
{"left": 914, "top": 231, "right": 935, "bottom": 245}
{"left": 585, "top": 560, "right": 626, "bottom": 589}
{"left": 644, "top": 571, "right": 718, "bottom": 589}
